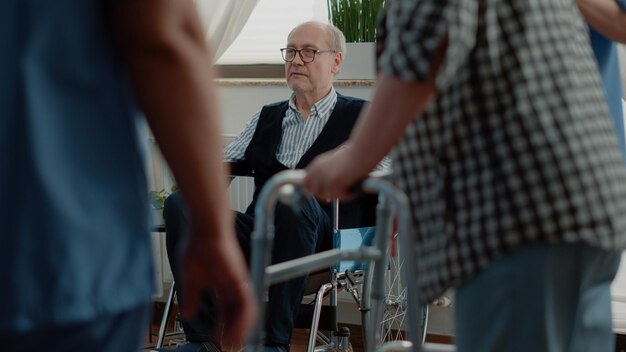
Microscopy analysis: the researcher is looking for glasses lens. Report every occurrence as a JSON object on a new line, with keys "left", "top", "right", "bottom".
{"left": 301, "top": 49, "right": 316, "bottom": 62}
{"left": 282, "top": 48, "right": 296, "bottom": 62}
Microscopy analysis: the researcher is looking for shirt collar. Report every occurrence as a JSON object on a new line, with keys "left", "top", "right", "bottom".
{"left": 288, "top": 87, "right": 338, "bottom": 119}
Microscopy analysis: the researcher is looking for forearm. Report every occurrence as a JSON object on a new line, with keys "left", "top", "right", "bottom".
{"left": 131, "top": 54, "right": 229, "bottom": 226}
{"left": 578, "top": 0, "right": 626, "bottom": 43}
{"left": 111, "top": 0, "right": 232, "bottom": 236}
{"left": 143, "top": 65, "right": 230, "bottom": 235}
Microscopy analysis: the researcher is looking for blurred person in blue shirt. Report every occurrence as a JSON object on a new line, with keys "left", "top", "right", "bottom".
{"left": 578, "top": 0, "right": 626, "bottom": 159}
{"left": 0, "top": 1, "right": 256, "bottom": 351}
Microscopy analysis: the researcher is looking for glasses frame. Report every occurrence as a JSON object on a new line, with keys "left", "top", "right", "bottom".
{"left": 280, "top": 47, "right": 337, "bottom": 63}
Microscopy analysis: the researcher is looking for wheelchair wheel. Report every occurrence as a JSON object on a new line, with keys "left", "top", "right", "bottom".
{"left": 360, "top": 233, "right": 428, "bottom": 348}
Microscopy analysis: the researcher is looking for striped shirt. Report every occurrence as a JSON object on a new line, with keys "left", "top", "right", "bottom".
{"left": 224, "top": 87, "right": 391, "bottom": 170}
{"left": 378, "top": 0, "right": 626, "bottom": 303}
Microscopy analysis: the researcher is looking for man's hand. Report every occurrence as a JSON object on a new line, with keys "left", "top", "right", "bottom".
{"left": 578, "top": 0, "right": 626, "bottom": 43}
{"left": 179, "top": 221, "right": 256, "bottom": 349}
{"left": 110, "top": 0, "right": 257, "bottom": 347}
{"left": 303, "top": 146, "right": 368, "bottom": 201}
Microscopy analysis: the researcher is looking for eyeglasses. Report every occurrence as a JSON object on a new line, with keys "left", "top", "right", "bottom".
{"left": 280, "top": 48, "right": 337, "bottom": 63}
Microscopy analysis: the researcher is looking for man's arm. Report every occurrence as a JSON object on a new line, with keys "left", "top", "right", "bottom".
{"left": 578, "top": 0, "right": 626, "bottom": 43}
{"left": 303, "top": 35, "right": 447, "bottom": 199}
{"left": 303, "top": 74, "right": 438, "bottom": 198}
{"left": 109, "top": 0, "right": 255, "bottom": 347}
{"left": 223, "top": 110, "right": 262, "bottom": 162}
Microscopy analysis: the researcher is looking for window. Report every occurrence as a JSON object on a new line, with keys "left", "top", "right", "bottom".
{"left": 216, "top": 0, "right": 329, "bottom": 65}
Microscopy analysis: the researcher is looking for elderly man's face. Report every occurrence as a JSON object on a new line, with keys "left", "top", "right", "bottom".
{"left": 284, "top": 23, "right": 341, "bottom": 97}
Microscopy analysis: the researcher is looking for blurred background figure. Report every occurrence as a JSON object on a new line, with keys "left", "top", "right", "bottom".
{"left": 578, "top": 0, "right": 626, "bottom": 159}
{"left": 0, "top": 1, "right": 255, "bottom": 351}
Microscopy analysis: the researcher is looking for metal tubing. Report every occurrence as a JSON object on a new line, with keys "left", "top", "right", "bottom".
{"left": 390, "top": 186, "right": 421, "bottom": 351}
{"left": 156, "top": 282, "right": 177, "bottom": 348}
{"left": 365, "top": 193, "right": 393, "bottom": 352}
{"left": 247, "top": 170, "right": 405, "bottom": 352}
{"left": 330, "top": 199, "right": 340, "bottom": 335}
{"left": 361, "top": 177, "right": 425, "bottom": 352}
{"left": 265, "top": 247, "right": 381, "bottom": 285}
{"left": 248, "top": 170, "right": 308, "bottom": 352}
{"left": 307, "top": 283, "right": 335, "bottom": 352}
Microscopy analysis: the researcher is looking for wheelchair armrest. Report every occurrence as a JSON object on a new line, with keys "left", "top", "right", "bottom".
{"left": 225, "top": 161, "right": 254, "bottom": 177}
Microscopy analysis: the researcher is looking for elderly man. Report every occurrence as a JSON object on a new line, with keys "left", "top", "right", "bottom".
{"left": 159, "top": 21, "right": 387, "bottom": 352}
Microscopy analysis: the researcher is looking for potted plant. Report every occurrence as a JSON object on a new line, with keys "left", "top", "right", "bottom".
{"left": 149, "top": 185, "right": 177, "bottom": 226}
{"left": 327, "top": 0, "right": 385, "bottom": 42}
{"left": 327, "top": 0, "right": 385, "bottom": 79}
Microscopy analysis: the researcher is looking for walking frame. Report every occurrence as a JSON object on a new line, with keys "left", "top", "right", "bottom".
{"left": 246, "top": 169, "right": 456, "bottom": 352}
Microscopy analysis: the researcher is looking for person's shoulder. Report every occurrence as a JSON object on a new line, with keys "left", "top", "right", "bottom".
{"left": 335, "top": 93, "right": 368, "bottom": 107}
{"left": 259, "top": 100, "right": 290, "bottom": 119}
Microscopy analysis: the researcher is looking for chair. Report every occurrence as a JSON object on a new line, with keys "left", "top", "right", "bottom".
{"left": 153, "top": 164, "right": 422, "bottom": 351}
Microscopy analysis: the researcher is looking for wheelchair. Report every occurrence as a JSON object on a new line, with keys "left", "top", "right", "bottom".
{"left": 246, "top": 170, "right": 453, "bottom": 352}
{"left": 153, "top": 166, "right": 435, "bottom": 351}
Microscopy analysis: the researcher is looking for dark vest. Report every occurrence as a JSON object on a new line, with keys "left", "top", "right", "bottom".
{"left": 243, "top": 94, "right": 374, "bottom": 229}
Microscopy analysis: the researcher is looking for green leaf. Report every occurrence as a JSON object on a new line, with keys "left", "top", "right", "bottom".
{"left": 149, "top": 188, "right": 170, "bottom": 210}
{"left": 328, "top": 0, "right": 385, "bottom": 43}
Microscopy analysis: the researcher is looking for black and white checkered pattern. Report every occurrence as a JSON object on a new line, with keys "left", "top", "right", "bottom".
{"left": 378, "top": 0, "right": 626, "bottom": 303}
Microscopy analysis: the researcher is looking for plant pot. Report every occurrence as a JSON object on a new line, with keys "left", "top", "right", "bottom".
{"left": 152, "top": 208, "right": 164, "bottom": 226}
{"left": 337, "top": 42, "right": 376, "bottom": 80}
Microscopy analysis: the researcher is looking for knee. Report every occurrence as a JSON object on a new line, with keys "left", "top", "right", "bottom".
{"left": 274, "top": 200, "right": 320, "bottom": 229}
{"left": 275, "top": 198, "right": 327, "bottom": 223}
{"left": 273, "top": 199, "right": 329, "bottom": 237}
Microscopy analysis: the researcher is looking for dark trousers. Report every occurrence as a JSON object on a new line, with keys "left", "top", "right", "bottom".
{"left": 164, "top": 191, "right": 332, "bottom": 346}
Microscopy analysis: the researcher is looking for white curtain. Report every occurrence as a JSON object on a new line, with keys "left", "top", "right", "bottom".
{"left": 217, "top": 0, "right": 330, "bottom": 65}
{"left": 195, "top": 0, "right": 260, "bottom": 61}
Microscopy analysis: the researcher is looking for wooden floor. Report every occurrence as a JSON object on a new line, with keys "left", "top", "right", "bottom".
{"left": 144, "top": 324, "right": 363, "bottom": 352}
{"left": 143, "top": 303, "right": 453, "bottom": 352}
{"left": 142, "top": 313, "right": 626, "bottom": 352}
{"left": 145, "top": 326, "right": 457, "bottom": 352}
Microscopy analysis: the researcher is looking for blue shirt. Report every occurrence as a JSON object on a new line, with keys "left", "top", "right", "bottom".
{"left": 0, "top": 0, "right": 154, "bottom": 332}
{"left": 589, "top": 13, "right": 626, "bottom": 159}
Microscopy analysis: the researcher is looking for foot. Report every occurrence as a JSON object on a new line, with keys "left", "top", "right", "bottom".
{"left": 263, "top": 344, "right": 289, "bottom": 352}
{"left": 151, "top": 341, "right": 221, "bottom": 352}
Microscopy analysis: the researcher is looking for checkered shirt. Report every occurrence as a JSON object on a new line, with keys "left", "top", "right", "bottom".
{"left": 377, "top": 0, "right": 626, "bottom": 303}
